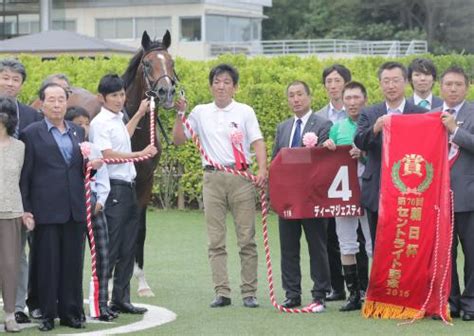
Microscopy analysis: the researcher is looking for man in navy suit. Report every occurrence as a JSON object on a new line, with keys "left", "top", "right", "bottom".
{"left": 354, "top": 62, "right": 427, "bottom": 250}
{"left": 20, "top": 83, "right": 100, "bottom": 332}
{"left": 437, "top": 66, "right": 474, "bottom": 321}
{"left": 0, "top": 58, "right": 42, "bottom": 324}
{"left": 272, "top": 80, "right": 332, "bottom": 312}
{"left": 407, "top": 58, "right": 443, "bottom": 110}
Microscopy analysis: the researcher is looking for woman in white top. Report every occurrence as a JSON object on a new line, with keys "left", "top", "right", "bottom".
{"left": 0, "top": 95, "right": 32, "bottom": 332}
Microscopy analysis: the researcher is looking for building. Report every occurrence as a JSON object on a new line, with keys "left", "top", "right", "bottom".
{"left": 1, "top": 0, "right": 272, "bottom": 59}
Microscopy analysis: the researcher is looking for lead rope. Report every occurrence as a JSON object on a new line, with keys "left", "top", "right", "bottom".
{"left": 84, "top": 98, "right": 156, "bottom": 317}
{"left": 179, "top": 113, "right": 319, "bottom": 313}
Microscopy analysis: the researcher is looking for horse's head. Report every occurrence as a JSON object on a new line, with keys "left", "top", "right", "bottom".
{"left": 140, "top": 30, "right": 177, "bottom": 110}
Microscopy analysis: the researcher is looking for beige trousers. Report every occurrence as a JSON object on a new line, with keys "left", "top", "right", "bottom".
{"left": 0, "top": 217, "right": 22, "bottom": 313}
{"left": 203, "top": 171, "right": 258, "bottom": 298}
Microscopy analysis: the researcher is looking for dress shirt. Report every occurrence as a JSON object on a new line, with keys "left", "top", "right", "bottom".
{"left": 288, "top": 110, "right": 312, "bottom": 147}
{"left": 413, "top": 93, "right": 433, "bottom": 110}
{"left": 89, "top": 107, "right": 136, "bottom": 182}
{"left": 386, "top": 99, "right": 406, "bottom": 115}
{"left": 328, "top": 102, "right": 347, "bottom": 123}
{"left": 45, "top": 118, "right": 73, "bottom": 165}
{"left": 443, "top": 100, "right": 465, "bottom": 138}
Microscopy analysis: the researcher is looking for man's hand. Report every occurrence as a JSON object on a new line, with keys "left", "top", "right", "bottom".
{"left": 349, "top": 145, "right": 362, "bottom": 159}
{"left": 441, "top": 112, "right": 458, "bottom": 133}
{"left": 323, "top": 139, "right": 336, "bottom": 151}
{"left": 373, "top": 115, "right": 387, "bottom": 134}
{"left": 94, "top": 202, "right": 103, "bottom": 215}
{"left": 22, "top": 212, "right": 35, "bottom": 231}
{"left": 136, "top": 98, "right": 151, "bottom": 119}
{"left": 254, "top": 168, "right": 267, "bottom": 188}
{"left": 141, "top": 144, "right": 158, "bottom": 157}
{"left": 174, "top": 97, "right": 187, "bottom": 115}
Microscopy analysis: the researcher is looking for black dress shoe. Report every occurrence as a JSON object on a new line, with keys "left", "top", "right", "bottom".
{"left": 281, "top": 297, "right": 301, "bottom": 308}
{"left": 110, "top": 302, "right": 148, "bottom": 314}
{"left": 29, "top": 308, "right": 43, "bottom": 320}
{"left": 210, "top": 296, "right": 231, "bottom": 308}
{"left": 463, "top": 312, "right": 474, "bottom": 321}
{"left": 243, "top": 296, "right": 259, "bottom": 308}
{"left": 105, "top": 306, "right": 119, "bottom": 319}
{"left": 326, "top": 290, "right": 346, "bottom": 301}
{"left": 15, "top": 311, "right": 31, "bottom": 324}
{"left": 59, "top": 317, "right": 85, "bottom": 329}
{"left": 38, "top": 319, "right": 54, "bottom": 332}
{"left": 97, "top": 312, "right": 114, "bottom": 322}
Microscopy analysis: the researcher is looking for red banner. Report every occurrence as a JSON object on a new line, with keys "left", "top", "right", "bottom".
{"left": 269, "top": 146, "right": 362, "bottom": 219}
{"left": 363, "top": 113, "right": 453, "bottom": 320}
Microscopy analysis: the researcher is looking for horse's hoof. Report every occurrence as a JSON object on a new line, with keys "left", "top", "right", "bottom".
{"left": 138, "top": 287, "right": 155, "bottom": 297}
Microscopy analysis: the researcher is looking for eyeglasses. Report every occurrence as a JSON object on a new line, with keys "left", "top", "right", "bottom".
{"left": 381, "top": 77, "right": 404, "bottom": 86}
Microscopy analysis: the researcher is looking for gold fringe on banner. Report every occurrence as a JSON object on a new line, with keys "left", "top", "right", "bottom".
{"left": 362, "top": 300, "right": 423, "bottom": 320}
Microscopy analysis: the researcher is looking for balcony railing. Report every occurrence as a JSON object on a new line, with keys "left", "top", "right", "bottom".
{"left": 209, "top": 39, "right": 428, "bottom": 57}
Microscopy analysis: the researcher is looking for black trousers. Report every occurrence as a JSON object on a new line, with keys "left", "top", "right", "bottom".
{"left": 450, "top": 211, "right": 474, "bottom": 314}
{"left": 366, "top": 210, "right": 379, "bottom": 253}
{"left": 279, "top": 217, "right": 331, "bottom": 300}
{"left": 33, "top": 221, "right": 85, "bottom": 320}
{"left": 105, "top": 181, "right": 140, "bottom": 305}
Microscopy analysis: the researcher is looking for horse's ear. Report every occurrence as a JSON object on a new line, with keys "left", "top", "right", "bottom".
{"left": 162, "top": 30, "right": 171, "bottom": 49}
{"left": 141, "top": 30, "right": 152, "bottom": 51}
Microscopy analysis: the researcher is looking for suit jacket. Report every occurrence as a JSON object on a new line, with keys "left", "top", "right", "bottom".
{"left": 433, "top": 101, "right": 474, "bottom": 212}
{"left": 20, "top": 120, "right": 87, "bottom": 224}
{"left": 315, "top": 104, "right": 330, "bottom": 120}
{"left": 353, "top": 101, "right": 428, "bottom": 212}
{"left": 18, "top": 102, "right": 42, "bottom": 132}
{"left": 407, "top": 95, "right": 443, "bottom": 110}
{"left": 272, "top": 112, "right": 333, "bottom": 159}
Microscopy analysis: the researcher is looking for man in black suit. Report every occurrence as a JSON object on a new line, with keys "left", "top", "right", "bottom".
{"left": 272, "top": 80, "right": 332, "bottom": 312}
{"left": 354, "top": 62, "right": 427, "bottom": 250}
{"left": 407, "top": 58, "right": 443, "bottom": 110}
{"left": 437, "top": 66, "right": 474, "bottom": 321}
{"left": 20, "top": 83, "right": 101, "bottom": 332}
{"left": 0, "top": 58, "right": 42, "bottom": 324}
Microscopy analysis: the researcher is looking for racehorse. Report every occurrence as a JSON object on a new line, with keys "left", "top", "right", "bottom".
{"left": 122, "top": 30, "right": 177, "bottom": 296}
{"left": 31, "top": 30, "right": 178, "bottom": 296}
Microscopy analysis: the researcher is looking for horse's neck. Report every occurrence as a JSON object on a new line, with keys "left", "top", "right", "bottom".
{"left": 126, "top": 78, "right": 145, "bottom": 117}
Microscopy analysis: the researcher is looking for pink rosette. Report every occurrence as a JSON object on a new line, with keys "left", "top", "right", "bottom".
{"left": 230, "top": 129, "right": 244, "bottom": 146}
{"left": 79, "top": 141, "right": 92, "bottom": 159}
{"left": 302, "top": 132, "right": 318, "bottom": 147}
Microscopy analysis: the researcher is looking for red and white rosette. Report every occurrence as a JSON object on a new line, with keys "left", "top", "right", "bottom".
{"left": 302, "top": 132, "right": 318, "bottom": 147}
{"left": 230, "top": 126, "right": 248, "bottom": 170}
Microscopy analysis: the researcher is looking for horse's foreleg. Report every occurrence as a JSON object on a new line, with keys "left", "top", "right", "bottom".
{"left": 134, "top": 205, "right": 155, "bottom": 297}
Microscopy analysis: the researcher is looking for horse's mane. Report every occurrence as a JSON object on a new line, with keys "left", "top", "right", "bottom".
{"left": 122, "top": 39, "right": 166, "bottom": 89}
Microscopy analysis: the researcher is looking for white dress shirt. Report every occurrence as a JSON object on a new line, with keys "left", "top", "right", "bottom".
{"left": 386, "top": 99, "right": 406, "bottom": 115}
{"left": 288, "top": 110, "right": 312, "bottom": 147}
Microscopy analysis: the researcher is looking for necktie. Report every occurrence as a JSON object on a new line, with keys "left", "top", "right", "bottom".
{"left": 291, "top": 119, "right": 302, "bottom": 148}
{"left": 446, "top": 108, "right": 456, "bottom": 115}
{"left": 418, "top": 99, "right": 429, "bottom": 108}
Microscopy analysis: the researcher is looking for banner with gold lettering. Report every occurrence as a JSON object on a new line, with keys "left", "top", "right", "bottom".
{"left": 363, "top": 113, "right": 453, "bottom": 320}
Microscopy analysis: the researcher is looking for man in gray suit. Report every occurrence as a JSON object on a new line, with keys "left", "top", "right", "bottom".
{"left": 437, "top": 66, "right": 474, "bottom": 321}
{"left": 407, "top": 58, "right": 443, "bottom": 110}
{"left": 272, "top": 80, "right": 331, "bottom": 312}
{"left": 354, "top": 61, "right": 427, "bottom": 250}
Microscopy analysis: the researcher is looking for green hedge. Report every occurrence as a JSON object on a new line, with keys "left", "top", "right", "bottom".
{"left": 13, "top": 53, "right": 474, "bottom": 207}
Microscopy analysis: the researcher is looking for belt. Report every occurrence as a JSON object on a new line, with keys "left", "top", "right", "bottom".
{"left": 203, "top": 165, "right": 247, "bottom": 172}
{"left": 110, "top": 179, "right": 136, "bottom": 188}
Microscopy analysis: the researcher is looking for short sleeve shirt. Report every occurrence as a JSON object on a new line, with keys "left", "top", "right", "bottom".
{"left": 184, "top": 100, "right": 263, "bottom": 166}
{"left": 89, "top": 107, "right": 136, "bottom": 182}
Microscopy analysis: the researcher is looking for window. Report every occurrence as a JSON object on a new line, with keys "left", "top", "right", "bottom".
{"left": 96, "top": 18, "right": 133, "bottom": 39}
{"left": 205, "top": 15, "right": 261, "bottom": 42}
{"left": 136, "top": 17, "right": 171, "bottom": 39}
{"left": 96, "top": 17, "right": 171, "bottom": 39}
{"left": 52, "top": 20, "right": 76, "bottom": 32}
{"left": 180, "top": 17, "right": 201, "bottom": 41}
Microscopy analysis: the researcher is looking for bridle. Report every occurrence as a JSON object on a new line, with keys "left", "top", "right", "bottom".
{"left": 141, "top": 47, "right": 180, "bottom": 104}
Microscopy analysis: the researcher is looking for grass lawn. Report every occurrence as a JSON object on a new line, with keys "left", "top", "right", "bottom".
{"left": 1, "top": 209, "right": 470, "bottom": 335}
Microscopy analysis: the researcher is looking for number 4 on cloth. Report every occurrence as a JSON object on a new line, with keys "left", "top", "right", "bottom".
{"left": 328, "top": 166, "right": 352, "bottom": 201}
